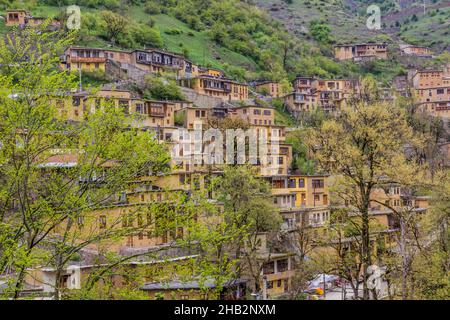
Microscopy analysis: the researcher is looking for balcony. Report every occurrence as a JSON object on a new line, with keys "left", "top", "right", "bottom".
{"left": 71, "top": 57, "right": 106, "bottom": 63}
{"left": 204, "top": 84, "right": 231, "bottom": 93}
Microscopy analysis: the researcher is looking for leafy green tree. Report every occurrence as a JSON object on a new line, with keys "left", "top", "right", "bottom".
{"left": 306, "top": 77, "right": 422, "bottom": 299}
{"left": 0, "top": 24, "right": 171, "bottom": 299}
{"left": 216, "top": 166, "right": 281, "bottom": 294}
{"left": 142, "top": 76, "right": 185, "bottom": 101}
{"left": 309, "top": 20, "right": 332, "bottom": 44}
{"left": 130, "top": 24, "right": 163, "bottom": 48}
{"left": 100, "top": 10, "right": 127, "bottom": 44}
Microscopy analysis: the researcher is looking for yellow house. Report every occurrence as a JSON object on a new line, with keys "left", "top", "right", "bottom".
{"left": 174, "top": 106, "right": 211, "bottom": 129}
{"left": 4, "top": 9, "right": 59, "bottom": 27}
{"left": 259, "top": 253, "right": 295, "bottom": 299}
{"left": 270, "top": 175, "right": 330, "bottom": 208}
{"left": 61, "top": 47, "right": 107, "bottom": 72}
{"left": 255, "top": 81, "right": 281, "bottom": 98}
{"left": 334, "top": 43, "right": 388, "bottom": 61}
{"left": 232, "top": 105, "right": 275, "bottom": 126}
{"left": 199, "top": 67, "right": 225, "bottom": 78}
{"left": 400, "top": 45, "right": 433, "bottom": 57}
{"left": 410, "top": 69, "right": 450, "bottom": 118}
{"left": 104, "top": 49, "right": 132, "bottom": 67}
{"left": 178, "top": 75, "right": 249, "bottom": 102}
{"left": 5, "top": 9, "right": 28, "bottom": 26}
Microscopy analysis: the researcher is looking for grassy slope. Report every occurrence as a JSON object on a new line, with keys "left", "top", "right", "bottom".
{"left": 398, "top": 6, "right": 450, "bottom": 49}
{"left": 257, "top": 0, "right": 450, "bottom": 50}
{"left": 138, "top": 13, "right": 261, "bottom": 73}
{"left": 0, "top": 4, "right": 262, "bottom": 75}
{"left": 256, "top": 0, "right": 381, "bottom": 43}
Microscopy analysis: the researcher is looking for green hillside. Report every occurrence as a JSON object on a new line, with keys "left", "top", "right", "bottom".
{"left": 0, "top": 1, "right": 349, "bottom": 82}
{"left": 1, "top": 0, "right": 447, "bottom": 86}
{"left": 256, "top": 0, "right": 450, "bottom": 51}
{"left": 141, "top": 14, "right": 261, "bottom": 74}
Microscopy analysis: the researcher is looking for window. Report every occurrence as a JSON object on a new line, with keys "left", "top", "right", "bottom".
{"left": 181, "top": 295, "right": 189, "bottom": 300}
{"left": 195, "top": 110, "right": 200, "bottom": 117}
{"left": 267, "top": 281, "right": 274, "bottom": 289}
{"left": 323, "top": 194, "right": 328, "bottom": 205}
{"left": 122, "top": 214, "right": 133, "bottom": 228}
{"left": 312, "top": 179, "right": 324, "bottom": 188}
{"left": 73, "top": 97, "right": 80, "bottom": 107}
{"left": 299, "top": 179, "right": 305, "bottom": 188}
{"left": 314, "top": 195, "right": 320, "bottom": 203}
{"left": 176, "top": 227, "right": 184, "bottom": 239}
{"left": 99, "top": 215, "right": 107, "bottom": 229}
{"left": 277, "top": 280, "right": 282, "bottom": 288}
{"left": 263, "top": 261, "right": 275, "bottom": 275}
{"left": 137, "top": 213, "right": 143, "bottom": 227}
{"left": 277, "top": 259, "right": 289, "bottom": 272}
{"left": 288, "top": 179, "right": 296, "bottom": 188}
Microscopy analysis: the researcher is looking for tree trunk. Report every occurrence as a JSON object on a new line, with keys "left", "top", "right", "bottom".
{"left": 361, "top": 206, "right": 371, "bottom": 300}
{"left": 399, "top": 216, "right": 408, "bottom": 300}
{"left": 13, "top": 266, "right": 27, "bottom": 300}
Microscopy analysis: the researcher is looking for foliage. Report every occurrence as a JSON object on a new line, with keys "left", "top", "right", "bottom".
{"left": 142, "top": 76, "right": 185, "bottom": 101}
{"left": 0, "top": 25, "right": 171, "bottom": 299}
{"left": 306, "top": 77, "right": 422, "bottom": 299}
{"left": 309, "top": 20, "right": 332, "bottom": 44}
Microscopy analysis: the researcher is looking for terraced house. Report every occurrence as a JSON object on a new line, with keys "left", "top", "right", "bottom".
{"left": 130, "top": 48, "right": 185, "bottom": 75}
{"left": 409, "top": 66, "right": 450, "bottom": 119}
{"left": 61, "top": 46, "right": 108, "bottom": 72}
{"left": 4, "top": 9, "right": 59, "bottom": 27}
{"left": 254, "top": 80, "right": 281, "bottom": 98}
{"left": 285, "top": 76, "right": 357, "bottom": 116}
{"left": 334, "top": 43, "right": 388, "bottom": 61}
{"left": 178, "top": 74, "right": 249, "bottom": 102}
{"left": 400, "top": 44, "right": 433, "bottom": 58}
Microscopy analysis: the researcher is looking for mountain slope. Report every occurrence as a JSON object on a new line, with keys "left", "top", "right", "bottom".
{"left": 255, "top": 0, "right": 450, "bottom": 51}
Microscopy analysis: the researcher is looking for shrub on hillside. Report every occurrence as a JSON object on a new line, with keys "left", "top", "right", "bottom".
{"left": 143, "top": 77, "right": 185, "bottom": 101}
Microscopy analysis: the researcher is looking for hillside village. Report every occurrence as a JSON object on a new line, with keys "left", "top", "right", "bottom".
{"left": 0, "top": 2, "right": 449, "bottom": 301}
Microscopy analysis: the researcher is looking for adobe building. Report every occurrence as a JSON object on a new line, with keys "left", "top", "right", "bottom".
{"left": 60, "top": 47, "right": 107, "bottom": 72}
{"left": 178, "top": 75, "right": 248, "bottom": 102}
{"left": 400, "top": 45, "right": 433, "bottom": 57}
{"left": 5, "top": 9, "right": 60, "bottom": 27}
{"left": 254, "top": 80, "right": 281, "bottom": 98}
{"left": 334, "top": 43, "right": 388, "bottom": 61}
